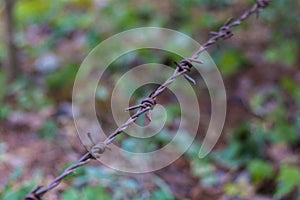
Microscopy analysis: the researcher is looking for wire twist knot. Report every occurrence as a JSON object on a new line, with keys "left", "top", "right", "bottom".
{"left": 174, "top": 59, "right": 196, "bottom": 85}
{"left": 126, "top": 95, "right": 156, "bottom": 111}
{"left": 179, "top": 59, "right": 194, "bottom": 71}
{"left": 141, "top": 97, "right": 156, "bottom": 109}
{"left": 87, "top": 132, "right": 109, "bottom": 159}
{"left": 91, "top": 142, "right": 108, "bottom": 159}
{"left": 220, "top": 26, "right": 233, "bottom": 39}
{"left": 209, "top": 18, "right": 233, "bottom": 40}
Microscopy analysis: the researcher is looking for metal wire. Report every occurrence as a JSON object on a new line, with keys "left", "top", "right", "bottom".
{"left": 25, "top": 1, "right": 271, "bottom": 199}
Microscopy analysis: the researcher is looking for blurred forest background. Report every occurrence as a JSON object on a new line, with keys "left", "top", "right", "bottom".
{"left": 0, "top": 0, "right": 300, "bottom": 199}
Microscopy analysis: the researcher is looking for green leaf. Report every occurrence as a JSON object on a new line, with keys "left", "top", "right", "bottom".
{"left": 281, "top": 77, "right": 298, "bottom": 95}
{"left": 61, "top": 188, "right": 81, "bottom": 200}
{"left": 152, "top": 176, "right": 174, "bottom": 200}
{"left": 265, "top": 40, "right": 298, "bottom": 67}
{"left": 247, "top": 159, "right": 274, "bottom": 184}
{"left": 215, "top": 48, "right": 247, "bottom": 77}
{"left": 150, "top": 189, "right": 174, "bottom": 200}
{"left": 278, "top": 165, "right": 300, "bottom": 187}
{"left": 15, "top": 0, "right": 54, "bottom": 24}
{"left": 190, "top": 158, "right": 219, "bottom": 187}
{"left": 275, "top": 165, "right": 300, "bottom": 198}
{"left": 83, "top": 186, "right": 112, "bottom": 200}
{"left": 0, "top": 105, "right": 11, "bottom": 120}
{"left": 224, "top": 183, "right": 240, "bottom": 198}
{"left": 3, "top": 184, "right": 35, "bottom": 200}
{"left": 212, "top": 124, "right": 266, "bottom": 168}
{"left": 46, "top": 65, "right": 78, "bottom": 90}
{"left": 273, "top": 122, "right": 297, "bottom": 144}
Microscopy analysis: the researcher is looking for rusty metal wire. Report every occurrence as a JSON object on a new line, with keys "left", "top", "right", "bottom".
{"left": 25, "top": 1, "right": 271, "bottom": 199}
{"left": 25, "top": 153, "right": 94, "bottom": 200}
{"left": 191, "top": 0, "right": 271, "bottom": 60}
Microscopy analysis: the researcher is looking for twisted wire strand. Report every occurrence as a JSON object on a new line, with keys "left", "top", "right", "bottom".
{"left": 25, "top": 153, "right": 93, "bottom": 200}
{"left": 25, "top": 1, "right": 271, "bottom": 199}
{"left": 191, "top": 0, "right": 271, "bottom": 60}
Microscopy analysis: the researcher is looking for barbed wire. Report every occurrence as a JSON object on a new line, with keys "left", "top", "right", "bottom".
{"left": 24, "top": 0, "right": 271, "bottom": 199}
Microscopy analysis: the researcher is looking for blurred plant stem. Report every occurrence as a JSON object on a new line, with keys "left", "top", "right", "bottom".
{"left": 4, "top": 0, "right": 19, "bottom": 82}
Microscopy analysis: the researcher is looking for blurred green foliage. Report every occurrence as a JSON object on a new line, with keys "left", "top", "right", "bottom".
{"left": 37, "top": 120, "right": 58, "bottom": 140}
{"left": 61, "top": 186, "right": 112, "bottom": 200}
{"left": 46, "top": 64, "right": 78, "bottom": 90}
{"left": 247, "top": 159, "right": 274, "bottom": 184}
{"left": 1, "top": 0, "right": 300, "bottom": 199}
{"left": 214, "top": 48, "right": 247, "bottom": 77}
{"left": 213, "top": 124, "right": 266, "bottom": 168}
{"left": 275, "top": 165, "right": 300, "bottom": 199}
{"left": 9, "top": 77, "right": 52, "bottom": 111}
{"left": 262, "top": 0, "right": 300, "bottom": 67}
{"left": 0, "top": 168, "right": 37, "bottom": 200}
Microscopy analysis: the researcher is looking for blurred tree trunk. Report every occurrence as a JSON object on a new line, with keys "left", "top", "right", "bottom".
{"left": 4, "top": 0, "right": 19, "bottom": 82}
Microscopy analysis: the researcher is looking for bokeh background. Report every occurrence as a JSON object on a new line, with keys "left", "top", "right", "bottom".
{"left": 0, "top": 0, "right": 300, "bottom": 199}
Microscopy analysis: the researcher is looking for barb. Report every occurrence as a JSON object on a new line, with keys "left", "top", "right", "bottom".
{"left": 191, "top": 0, "right": 271, "bottom": 60}
{"left": 25, "top": 1, "right": 271, "bottom": 199}
{"left": 24, "top": 153, "right": 94, "bottom": 200}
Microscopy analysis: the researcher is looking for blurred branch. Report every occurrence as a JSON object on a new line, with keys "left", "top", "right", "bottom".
{"left": 4, "top": 0, "right": 19, "bottom": 82}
